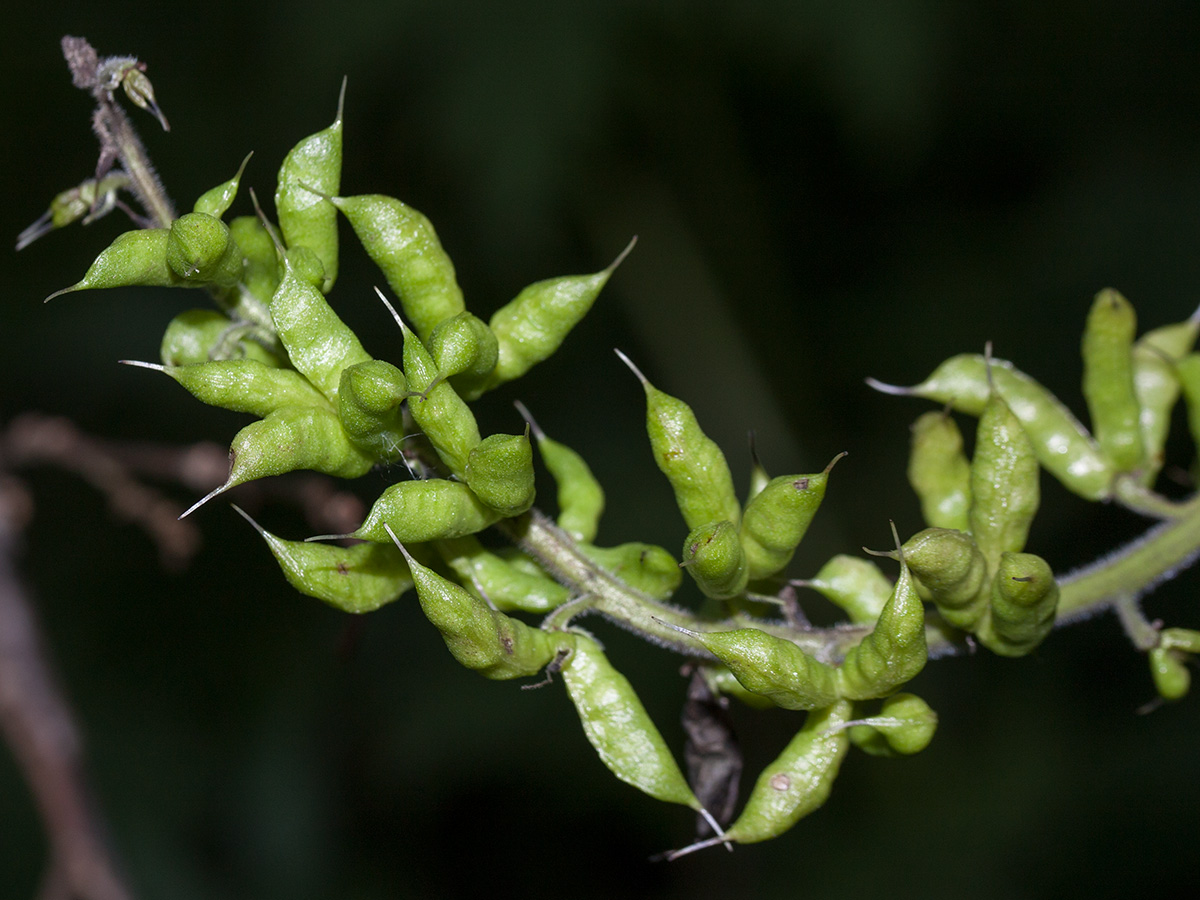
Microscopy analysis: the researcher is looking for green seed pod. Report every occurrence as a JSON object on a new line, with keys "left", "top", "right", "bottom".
{"left": 185, "top": 405, "right": 375, "bottom": 516}
{"left": 870, "top": 354, "right": 1113, "bottom": 501}
{"left": 795, "top": 555, "right": 892, "bottom": 626}
{"left": 269, "top": 253, "right": 371, "bottom": 403}
{"left": 562, "top": 635, "right": 701, "bottom": 809}
{"left": 228, "top": 215, "right": 281, "bottom": 307}
{"left": 235, "top": 506, "right": 414, "bottom": 613}
{"left": 130, "top": 358, "right": 329, "bottom": 417}
{"left": 681, "top": 520, "right": 749, "bottom": 600}
{"left": 1149, "top": 646, "right": 1191, "bottom": 700}
{"left": 1081, "top": 289, "right": 1144, "bottom": 473}
{"left": 1131, "top": 311, "right": 1200, "bottom": 486}
{"left": 739, "top": 455, "right": 843, "bottom": 581}
{"left": 46, "top": 228, "right": 180, "bottom": 301}
{"left": 275, "top": 81, "right": 344, "bottom": 293}
{"left": 353, "top": 479, "right": 500, "bottom": 544}
{"left": 159, "top": 309, "right": 279, "bottom": 367}
{"left": 722, "top": 701, "right": 852, "bottom": 845}
{"left": 847, "top": 693, "right": 938, "bottom": 757}
{"left": 435, "top": 535, "right": 570, "bottom": 613}
{"left": 520, "top": 408, "right": 604, "bottom": 543}
{"left": 978, "top": 552, "right": 1059, "bottom": 657}
{"left": 577, "top": 541, "right": 682, "bottom": 600}
{"left": 908, "top": 410, "right": 972, "bottom": 532}
{"left": 428, "top": 311, "right": 500, "bottom": 394}
{"left": 838, "top": 556, "right": 927, "bottom": 700}
{"left": 482, "top": 240, "right": 635, "bottom": 390}
{"left": 618, "top": 351, "right": 740, "bottom": 531}
{"left": 686, "top": 627, "right": 840, "bottom": 710}
{"left": 193, "top": 152, "right": 251, "bottom": 218}
{"left": 396, "top": 311, "right": 481, "bottom": 479}
{"left": 337, "top": 360, "right": 408, "bottom": 462}
{"left": 334, "top": 194, "right": 464, "bottom": 340}
{"left": 899, "top": 527, "right": 989, "bottom": 630}
{"left": 164, "top": 213, "right": 244, "bottom": 288}
{"left": 395, "top": 540, "right": 558, "bottom": 680}
{"left": 969, "top": 388, "right": 1040, "bottom": 568}
{"left": 464, "top": 431, "right": 536, "bottom": 516}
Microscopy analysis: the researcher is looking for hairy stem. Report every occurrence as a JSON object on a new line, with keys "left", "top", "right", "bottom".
{"left": 500, "top": 492, "right": 1200, "bottom": 663}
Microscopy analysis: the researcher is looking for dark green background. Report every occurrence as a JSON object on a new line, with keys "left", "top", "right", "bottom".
{"left": 3, "top": 2, "right": 1198, "bottom": 897}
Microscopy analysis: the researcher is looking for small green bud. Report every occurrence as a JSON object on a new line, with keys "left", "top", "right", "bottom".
{"left": 847, "top": 693, "right": 938, "bottom": 757}
{"left": 465, "top": 431, "right": 536, "bottom": 516}
{"left": 159, "top": 309, "right": 278, "bottom": 367}
{"left": 1149, "top": 646, "right": 1191, "bottom": 701}
{"left": 681, "top": 520, "right": 749, "bottom": 600}
{"left": 337, "top": 360, "right": 408, "bottom": 462}
{"left": 978, "top": 552, "right": 1059, "bottom": 657}
{"left": 165, "top": 212, "right": 244, "bottom": 288}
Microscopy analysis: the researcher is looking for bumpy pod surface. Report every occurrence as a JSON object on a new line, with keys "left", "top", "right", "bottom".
{"left": 739, "top": 460, "right": 838, "bottom": 580}
{"left": 269, "top": 255, "right": 371, "bottom": 403}
{"left": 681, "top": 520, "right": 749, "bottom": 600}
{"left": 723, "top": 701, "right": 852, "bottom": 844}
{"left": 562, "top": 635, "right": 701, "bottom": 809}
{"left": 837, "top": 557, "right": 927, "bottom": 700}
{"left": 577, "top": 542, "right": 682, "bottom": 600}
{"left": 979, "top": 552, "right": 1058, "bottom": 657}
{"left": 165, "top": 212, "right": 243, "bottom": 288}
{"left": 223, "top": 405, "right": 375, "bottom": 489}
{"left": 354, "top": 479, "right": 500, "bottom": 544}
{"left": 530, "top": 426, "right": 604, "bottom": 544}
{"left": 1132, "top": 313, "right": 1200, "bottom": 486}
{"left": 160, "top": 309, "right": 278, "bottom": 367}
{"left": 908, "top": 411, "right": 972, "bottom": 532}
{"left": 969, "top": 389, "right": 1040, "bottom": 567}
{"left": 435, "top": 536, "right": 569, "bottom": 613}
{"left": 335, "top": 194, "right": 464, "bottom": 340}
{"left": 848, "top": 693, "right": 938, "bottom": 757}
{"left": 1081, "top": 289, "right": 1144, "bottom": 473}
{"left": 337, "top": 360, "right": 408, "bottom": 462}
{"left": 49, "top": 228, "right": 179, "bottom": 300}
{"left": 399, "top": 316, "right": 481, "bottom": 479}
{"left": 428, "top": 311, "right": 500, "bottom": 391}
{"left": 243, "top": 512, "right": 415, "bottom": 613}
{"left": 483, "top": 243, "right": 631, "bottom": 390}
{"left": 464, "top": 432, "right": 536, "bottom": 516}
{"left": 157, "top": 358, "right": 329, "bottom": 417}
{"left": 798, "top": 555, "right": 892, "bottom": 626}
{"left": 900, "top": 527, "right": 989, "bottom": 631}
{"left": 689, "top": 627, "right": 840, "bottom": 710}
{"left": 275, "top": 87, "right": 343, "bottom": 293}
{"left": 624, "top": 355, "right": 740, "bottom": 530}
{"left": 875, "top": 354, "right": 1113, "bottom": 501}
{"left": 400, "top": 543, "right": 559, "bottom": 679}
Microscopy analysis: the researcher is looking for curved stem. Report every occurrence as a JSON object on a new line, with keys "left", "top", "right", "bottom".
{"left": 498, "top": 491, "right": 1200, "bottom": 664}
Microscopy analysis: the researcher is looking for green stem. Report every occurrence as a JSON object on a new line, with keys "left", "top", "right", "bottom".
{"left": 499, "top": 492, "right": 1200, "bottom": 663}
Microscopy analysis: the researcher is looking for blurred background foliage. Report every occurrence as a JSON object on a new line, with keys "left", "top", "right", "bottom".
{"left": 3, "top": 1, "right": 1199, "bottom": 897}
